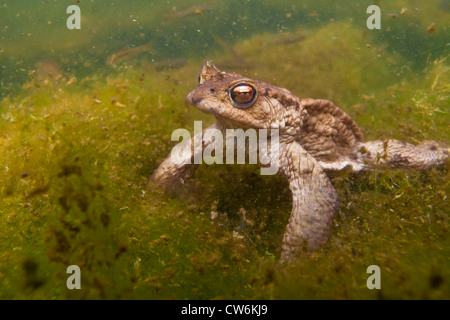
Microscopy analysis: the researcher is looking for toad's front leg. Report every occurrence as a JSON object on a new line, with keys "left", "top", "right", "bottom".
{"left": 278, "top": 141, "right": 339, "bottom": 263}
{"left": 149, "top": 118, "right": 227, "bottom": 191}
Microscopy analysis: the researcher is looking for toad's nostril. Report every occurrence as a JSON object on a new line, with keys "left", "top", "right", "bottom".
{"left": 209, "top": 88, "right": 215, "bottom": 94}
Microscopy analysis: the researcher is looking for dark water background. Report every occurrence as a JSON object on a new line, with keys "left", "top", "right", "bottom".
{"left": 1, "top": 0, "right": 449, "bottom": 98}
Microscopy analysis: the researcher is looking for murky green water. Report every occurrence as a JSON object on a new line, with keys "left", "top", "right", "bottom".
{"left": 2, "top": 0, "right": 449, "bottom": 98}
{"left": 0, "top": 0, "right": 449, "bottom": 299}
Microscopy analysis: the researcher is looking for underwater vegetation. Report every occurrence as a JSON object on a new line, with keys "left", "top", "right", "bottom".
{"left": 0, "top": 0, "right": 449, "bottom": 299}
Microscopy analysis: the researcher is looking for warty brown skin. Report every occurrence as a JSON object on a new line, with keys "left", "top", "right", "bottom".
{"left": 150, "top": 61, "right": 449, "bottom": 263}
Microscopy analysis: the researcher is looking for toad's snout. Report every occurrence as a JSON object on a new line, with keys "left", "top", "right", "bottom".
{"left": 186, "top": 90, "right": 201, "bottom": 105}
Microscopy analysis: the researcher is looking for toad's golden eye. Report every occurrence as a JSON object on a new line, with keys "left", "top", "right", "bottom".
{"left": 229, "top": 83, "right": 257, "bottom": 108}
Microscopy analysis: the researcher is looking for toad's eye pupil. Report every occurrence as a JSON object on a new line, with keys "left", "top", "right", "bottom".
{"left": 230, "top": 83, "right": 256, "bottom": 108}
{"left": 231, "top": 85, "right": 253, "bottom": 103}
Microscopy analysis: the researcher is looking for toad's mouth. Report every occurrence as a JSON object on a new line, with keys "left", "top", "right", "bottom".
{"left": 188, "top": 96, "right": 267, "bottom": 129}
{"left": 186, "top": 90, "right": 200, "bottom": 105}
{"left": 208, "top": 107, "right": 219, "bottom": 116}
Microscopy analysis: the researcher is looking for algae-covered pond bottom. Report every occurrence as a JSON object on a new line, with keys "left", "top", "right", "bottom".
{"left": 0, "top": 1, "right": 449, "bottom": 300}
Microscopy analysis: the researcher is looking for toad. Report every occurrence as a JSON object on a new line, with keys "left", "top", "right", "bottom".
{"left": 151, "top": 61, "right": 449, "bottom": 262}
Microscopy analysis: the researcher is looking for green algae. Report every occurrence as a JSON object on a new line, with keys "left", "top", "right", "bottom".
{"left": 0, "top": 1, "right": 449, "bottom": 300}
